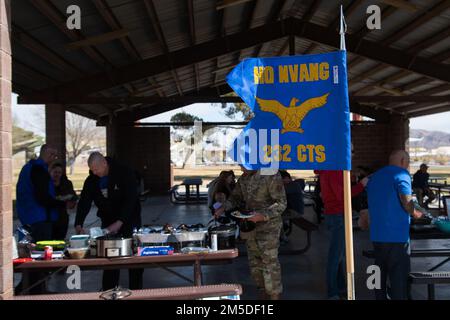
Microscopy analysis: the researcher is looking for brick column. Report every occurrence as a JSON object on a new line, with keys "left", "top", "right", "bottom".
{"left": 351, "top": 115, "right": 410, "bottom": 172}
{"left": 387, "top": 115, "right": 409, "bottom": 152}
{"left": 45, "top": 104, "right": 66, "bottom": 165}
{"left": 351, "top": 122, "right": 389, "bottom": 171}
{"left": 106, "top": 116, "right": 117, "bottom": 157}
{"left": 0, "top": 0, "right": 12, "bottom": 300}
{"left": 107, "top": 117, "right": 172, "bottom": 194}
{"left": 106, "top": 113, "right": 133, "bottom": 164}
{"left": 130, "top": 127, "right": 171, "bottom": 194}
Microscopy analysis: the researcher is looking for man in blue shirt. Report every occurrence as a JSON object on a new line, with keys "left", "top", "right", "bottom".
{"left": 367, "top": 150, "right": 422, "bottom": 300}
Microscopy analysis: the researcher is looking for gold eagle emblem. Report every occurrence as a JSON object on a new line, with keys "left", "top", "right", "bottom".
{"left": 256, "top": 93, "right": 329, "bottom": 134}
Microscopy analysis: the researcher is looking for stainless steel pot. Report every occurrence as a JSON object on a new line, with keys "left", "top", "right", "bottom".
{"left": 96, "top": 236, "right": 133, "bottom": 258}
{"left": 208, "top": 224, "right": 237, "bottom": 250}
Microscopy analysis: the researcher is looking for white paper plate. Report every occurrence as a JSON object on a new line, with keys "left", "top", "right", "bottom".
{"left": 231, "top": 211, "right": 255, "bottom": 219}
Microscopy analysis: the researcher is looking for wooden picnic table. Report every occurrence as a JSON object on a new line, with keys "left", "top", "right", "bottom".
{"left": 429, "top": 177, "right": 448, "bottom": 184}
{"left": 15, "top": 284, "right": 243, "bottom": 300}
{"left": 429, "top": 183, "right": 450, "bottom": 209}
{"left": 14, "top": 249, "right": 239, "bottom": 295}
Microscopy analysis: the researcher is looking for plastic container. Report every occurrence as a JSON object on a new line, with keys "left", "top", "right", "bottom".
{"left": 70, "top": 235, "right": 90, "bottom": 248}
{"left": 35, "top": 241, "right": 66, "bottom": 251}
{"left": 67, "top": 247, "right": 89, "bottom": 259}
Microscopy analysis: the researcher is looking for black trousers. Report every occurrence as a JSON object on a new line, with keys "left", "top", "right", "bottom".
{"left": 53, "top": 213, "right": 69, "bottom": 240}
{"left": 16, "top": 222, "right": 55, "bottom": 295}
{"left": 100, "top": 219, "right": 144, "bottom": 291}
{"left": 373, "top": 242, "right": 410, "bottom": 300}
{"left": 102, "top": 269, "right": 144, "bottom": 291}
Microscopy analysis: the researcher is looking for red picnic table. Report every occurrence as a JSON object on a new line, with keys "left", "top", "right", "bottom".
{"left": 14, "top": 249, "right": 239, "bottom": 295}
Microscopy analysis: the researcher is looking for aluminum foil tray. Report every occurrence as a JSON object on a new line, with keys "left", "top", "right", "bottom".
{"left": 136, "top": 233, "right": 170, "bottom": 244}
{"left": 172, "top": 231, "right": 208, "bottom": 242}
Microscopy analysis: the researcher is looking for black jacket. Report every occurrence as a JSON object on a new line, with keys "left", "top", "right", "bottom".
{"left": 75, "top": 157, "right": 141, "bottom": 236}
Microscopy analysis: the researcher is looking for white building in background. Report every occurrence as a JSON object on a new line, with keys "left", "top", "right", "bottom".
{"left": 170, "top": 127, "right": 241, "bottom": 167}
{"left": 431, "top": 146, "right": 450, "bottom": 155}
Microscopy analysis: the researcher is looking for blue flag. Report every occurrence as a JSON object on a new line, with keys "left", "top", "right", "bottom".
{"left": 226, "top": 51, "right": 351, "bottom": 170}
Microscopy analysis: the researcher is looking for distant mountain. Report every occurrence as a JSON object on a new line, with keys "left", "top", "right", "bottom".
{"left": 410, "top": 129, "right": 450, "bottom": 149}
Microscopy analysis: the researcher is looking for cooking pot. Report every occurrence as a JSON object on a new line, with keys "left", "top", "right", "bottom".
{"left": 96, "top": 235, "right": 133, "bottom": 258}
{"left": 208, "top": 224, "right": 237, "bottom": 250}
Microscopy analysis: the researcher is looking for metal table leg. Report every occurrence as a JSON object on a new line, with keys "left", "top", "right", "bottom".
{"left": 428, "top": 284, "right": 435, "bottom": 300}
{"left": 194, "top": 260, "right": 202, "bottom": 286}
{"left": 20, "top": 271, "right": 30, "bottom": 296}
{"left": 438, "top": 187, "right": 441, "bottom": 209}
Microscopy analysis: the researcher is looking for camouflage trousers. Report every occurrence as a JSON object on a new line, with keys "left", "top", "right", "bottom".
{"left": 245, "top": 217, "right": 283, "bottom": 296}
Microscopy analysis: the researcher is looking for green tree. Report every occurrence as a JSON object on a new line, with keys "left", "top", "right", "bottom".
{"left": 219, "top": 92, "right": 253, "bottom": 121}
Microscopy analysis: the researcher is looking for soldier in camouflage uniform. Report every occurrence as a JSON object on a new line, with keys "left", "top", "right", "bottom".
{"left": 214, "top": 167, "right": 287, "bottom": 300}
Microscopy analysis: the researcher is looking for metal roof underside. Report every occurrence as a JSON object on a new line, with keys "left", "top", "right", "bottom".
{"left": 11, "top": 0, "right": 450, "bottom": 122}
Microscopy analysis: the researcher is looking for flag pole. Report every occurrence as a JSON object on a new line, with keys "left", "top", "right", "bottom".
{"left": 339, "top": 5, "right": 355, "bottom": 301}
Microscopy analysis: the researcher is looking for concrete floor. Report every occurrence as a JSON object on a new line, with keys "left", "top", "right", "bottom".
{"left": 13, "top": 196, "right": 450, "bottom": 300}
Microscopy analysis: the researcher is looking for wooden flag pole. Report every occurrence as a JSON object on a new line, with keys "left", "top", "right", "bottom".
{"left": 343, "top": 170, "right": 355, "bottom": 300}
{"left": 339, "top": 4, "right": 355, "bottom": 301}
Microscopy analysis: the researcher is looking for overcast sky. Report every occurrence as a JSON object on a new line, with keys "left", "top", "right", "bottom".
{"left": 12, "top": 93, "right": 450, "bottom": 135}
{"left": 409, "top": 112, "right": 450, "bottom": 133}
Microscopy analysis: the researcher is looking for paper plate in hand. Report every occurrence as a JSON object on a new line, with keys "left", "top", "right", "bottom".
{"left": 231, "top": 211, "right": 255, "bottom": 219}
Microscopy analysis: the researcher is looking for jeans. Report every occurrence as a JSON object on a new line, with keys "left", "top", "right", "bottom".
{"left": 373, "top": 242, "right": 410, "bottom": 300}
{"left": 325, "top": 214, "right": 346, "bottom": 298}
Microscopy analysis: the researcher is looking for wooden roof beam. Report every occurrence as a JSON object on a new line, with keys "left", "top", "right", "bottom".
{"left": 350, "top": 0, "right": 450, "bottom": 93}
{"left": 65, "top": 29, "right": 130, "bottom": 51}
{"left": 217, "top": 0, "right": 253, "bottom": 10}
{"left": 12, "top": 24, "right": 82, "bottom": 77}
{"left": 21, "top": 17, "right": 450, "bottom": 103}
{"left": 409, "top": 105, "right": 450, "bottom": 117}
{"left": 187, "top": 0, "right": 200, "bottom": 92}
{"left": 29, "top": 0, "right": 112, "bottom": 68}
{"left": 278, "top": 0, "right": 322, "bottom": 56}
{"left": 143, "top": 0, "right": 183, "bottom": 96}
{"left": 304, "top": 0, "right": 364, "bottom": 55}
{"left": 253, "top": 0, "right": 288, "bottom": 58}
{"left": 351, "top": 95, "right": 450, "bottom": 103}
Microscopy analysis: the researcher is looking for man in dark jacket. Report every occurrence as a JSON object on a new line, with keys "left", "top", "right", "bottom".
{"left": 17, "top": 144, "right": 66, "bottom": 239}
{"left": 412, "top": 163, "right": 435, "bottom": 208}
{"left": 75, "top": 152, "right": 143, "bottom": 290}
{"left": 16, "top": 144, "right": 66, "bottom": 294}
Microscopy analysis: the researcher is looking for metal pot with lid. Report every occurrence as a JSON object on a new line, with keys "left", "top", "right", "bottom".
{"left": 96, "top": 235, "right": 133, "bottom": 258}
{"left": 208, "top": 224, "right": 237, "bottom": 250}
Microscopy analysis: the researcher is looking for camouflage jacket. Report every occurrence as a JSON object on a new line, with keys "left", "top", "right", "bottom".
{"left": 224, "top": 170, "right": 287, "bottom": 220}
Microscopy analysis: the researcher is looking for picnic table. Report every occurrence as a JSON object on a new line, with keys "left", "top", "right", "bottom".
{"left": 429, "top": 177, "right": 448, "bottom": 184}
{"left": 429, "top": 183, "right": 450, "bottom": 209}
{"left": 169, "top": 178, "right": 208, "bottom": 204}
{"left": 363, "top": 225, "right": 450, "bottom": 300}
{"left": 15, "top": 284, "right": 243, "bottom": 300}
{"left": 14, "top": 249, "right": 239, "bottom": 295}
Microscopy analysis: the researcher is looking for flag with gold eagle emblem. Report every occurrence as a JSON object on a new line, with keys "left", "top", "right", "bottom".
{"left": 226, "top": 51, "right": 351, "bottom": 170}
